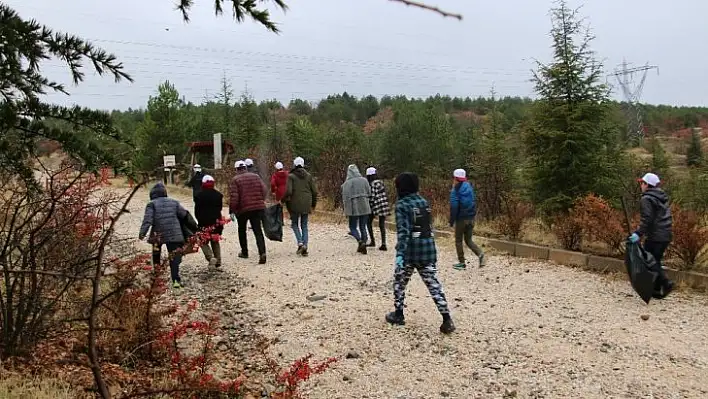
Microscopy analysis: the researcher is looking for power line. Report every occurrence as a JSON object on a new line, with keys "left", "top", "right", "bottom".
{"left": 611, "top": 60, "right": 659, "bottom": 144}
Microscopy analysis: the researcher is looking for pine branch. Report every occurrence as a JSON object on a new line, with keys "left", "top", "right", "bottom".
{"left": 176, "top": 0, "right": 288, "bottom": 32}
{"left": 388, "top": 0, "right": 463, "bottom": 20}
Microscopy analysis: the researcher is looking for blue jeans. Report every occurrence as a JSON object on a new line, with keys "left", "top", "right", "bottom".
{"left": 291, "top": 213, "right": 309, "bottom": 246}
{"left": 348, "top": 215, "right": 369, "bottom": 243}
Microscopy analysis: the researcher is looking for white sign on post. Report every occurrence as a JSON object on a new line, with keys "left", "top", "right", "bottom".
{"left": 163, "top": 155, "right": 176, "bottom": 167}
{"left": 213, "top": 133, "right": 222, "bottom": 169}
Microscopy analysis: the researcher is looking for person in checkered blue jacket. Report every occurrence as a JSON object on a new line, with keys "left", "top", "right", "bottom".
{"left": 385, "top": 172, "right": 455, "bottom": 335}
{"left": 365, "top": 166, "right": 391, "bottom": 251}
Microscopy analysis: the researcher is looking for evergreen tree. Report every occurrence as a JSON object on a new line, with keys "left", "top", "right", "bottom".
{"left": 686, "top": 130, "right": 704, "bottom": 167}
{"left": 524, "top": 0, "right": 622, "bottom": 215}
{"left": 0, "top": 4, "right": 131, "bottom": 185}
{"left": 235, "top": 91, "right": 263, "bottom": 155}
{"left": 649, "top": 137, "right": 670, "bottom": 177}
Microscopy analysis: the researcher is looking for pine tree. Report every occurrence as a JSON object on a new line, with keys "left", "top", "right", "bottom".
{"left": 0, "top": 4, "right": 132, "bottom": 184}
{"left": 649, "top": 137, "right": 670, "bottom": 177}
{"left": 686, "top": 130, "right": 704, "bottom": 167}
{"left": 524, "top": 0, "right": 622, "bottom": 215}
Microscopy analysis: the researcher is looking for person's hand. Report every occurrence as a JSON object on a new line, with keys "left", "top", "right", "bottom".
{"left": 629, "top": 233, "right": 639, "bottom": 243}
{"left": 229, "top": 213, "right": 237, "bottom": 222}
{"left": 395, "top": 255, "right": 404, "bottom": 269}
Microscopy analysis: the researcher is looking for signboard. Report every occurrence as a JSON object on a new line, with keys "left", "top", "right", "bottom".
{"left": 163, "top": 155, "right": 176, "bottom": 167}
{"left": 213, "top": 133, "right": 222, "bottom": 169}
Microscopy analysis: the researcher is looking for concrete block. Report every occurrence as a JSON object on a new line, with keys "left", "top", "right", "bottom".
{"left": 549, "top": 249, "right": 588, "bottom": 267}
{"left": 515, "top": 243, "right": 550, "bottom": 260}
{"left": 665, "top": 269, "right": 708, "bottom": 290}
{"left": 486, "top": 238, "right": 516, "bottom": 255}
{"left": 587, "top": 255, "right": 625, "bottom": 273}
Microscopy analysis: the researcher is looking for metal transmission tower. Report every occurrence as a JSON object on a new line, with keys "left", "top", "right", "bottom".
{"left": 611, "top": 60, "right": 658, "bottom": 144}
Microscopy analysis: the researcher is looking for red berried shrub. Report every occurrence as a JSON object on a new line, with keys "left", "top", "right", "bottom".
{"left": 668, "top": 204, "right": 708, "bottom": 270}
{"left": 572, "top": 194, "right": 629, "bottom": 256}
{"left": 495, "top": 194, "right": 533, "bottom": 241}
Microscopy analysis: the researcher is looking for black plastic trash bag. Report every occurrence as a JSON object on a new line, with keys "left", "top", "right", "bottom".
{"left": 625, "top": 240, "right": 659, "bottom": 304}
{"left": 264, "top": 204, "right": 283, "bottom": 242}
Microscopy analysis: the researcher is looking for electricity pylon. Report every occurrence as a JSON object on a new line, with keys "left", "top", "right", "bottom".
{"left": 611, "top": 60, "right": 658, "bottom": 145}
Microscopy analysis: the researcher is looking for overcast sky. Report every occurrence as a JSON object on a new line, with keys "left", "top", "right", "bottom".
{"left": 7, "top": 0, "right": 707, "bottom": 110}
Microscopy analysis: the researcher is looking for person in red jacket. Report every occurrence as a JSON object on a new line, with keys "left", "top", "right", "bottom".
{"left": 270, "top": 161, "right": 289, "bottom": 202}
{"left": 229, "top": 160, "right": 268, "bottom": 264}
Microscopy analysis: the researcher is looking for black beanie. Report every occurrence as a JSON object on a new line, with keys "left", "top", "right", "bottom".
{"left": 395, "top": 172, "right": 419, "bottom": 198}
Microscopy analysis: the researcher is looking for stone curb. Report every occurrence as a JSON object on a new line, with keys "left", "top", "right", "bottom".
{"left": 312, "top": 210, "right": 708, "bottom": 290}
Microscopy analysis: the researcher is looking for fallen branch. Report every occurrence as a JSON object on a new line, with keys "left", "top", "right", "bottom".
{"left": 388, "top": 0, "right": 463, "bottom": 20}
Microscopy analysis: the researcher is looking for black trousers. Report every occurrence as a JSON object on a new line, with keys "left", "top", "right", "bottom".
{"left": 644, "top": 240, "right": 671, "bottom": 289}
{"left": 366, "top": 214, "right": 387, "bottom": 245}
{"left": 237, "top": 209, "right": 266, "bottom": 256}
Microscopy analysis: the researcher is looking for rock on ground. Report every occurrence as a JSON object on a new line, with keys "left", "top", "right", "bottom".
{"left": 118, "top": 186, "right": 708, "bottom": 399}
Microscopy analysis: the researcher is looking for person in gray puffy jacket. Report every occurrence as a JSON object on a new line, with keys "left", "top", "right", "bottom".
{"left": 341, "top": 164, "right": 372, "bottom": 254}
{"left": 139, "top": 182, "right": 194, "bottom": 288}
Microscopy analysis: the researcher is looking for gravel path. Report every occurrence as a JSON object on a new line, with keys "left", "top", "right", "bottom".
{"left": 119, "top": 187, "right": 708, "bottom": 399}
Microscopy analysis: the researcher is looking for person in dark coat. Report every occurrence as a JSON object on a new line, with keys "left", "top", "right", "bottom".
{"left": 139, "top": 182, "right": 196, "bottom": 288}
{"left": 229, "top": 161, "right": 268, "bottom": 264}
{"left": 284, "top": 157, "right": 317, "bottom": 256}
{"left": 386, "top": 172, "right": 455, "bottom": 334}
{"left": 194, "top": 175, "right": 224, "bottom": 268}
{"left": 185, "top": 164, "right": 205, "bottom": 202}
{"left": 629, "top": 172, "right": 674, "bottom": 299}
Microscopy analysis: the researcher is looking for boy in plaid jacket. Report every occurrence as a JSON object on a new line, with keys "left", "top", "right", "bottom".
{"left": 365, "top": 166, "right": 391, "bottom": 251}
{"left": 385, "top": 172, "right": 456, "bottom": 334}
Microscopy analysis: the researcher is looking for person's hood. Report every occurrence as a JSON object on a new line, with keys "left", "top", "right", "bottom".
{"left": 395, "top": 172, "right": 419, "bottom": 198}
{"left": 346, "top": 164, "right": 362, "bottom": 180}
{"left": 149, "top": 182, "right": 168, "bottom": 199}
{"left": 643, "top": 187, "right": 669, "bottom": 204}
{"left": 291, "top": 167, "right": 308, "bottom": 179}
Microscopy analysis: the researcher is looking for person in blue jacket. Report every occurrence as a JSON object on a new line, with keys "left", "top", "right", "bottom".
{"left": 449, "top": 168, "right": 485, "bottom": 270}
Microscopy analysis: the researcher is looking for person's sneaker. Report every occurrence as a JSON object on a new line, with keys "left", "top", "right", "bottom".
{"left": 258, "top": 255, "right": 267, "bottom": 265}
{"left": 208, "top": 258, "right": 218, "bottom": 267}
{"left": 238, "top": 252, "right": 249, "bottom": 259}
{"left": 478, "top": 253, "right": 486, "bottom": 268}
{"left": 172, "top": 280, "right": 183, "bottom": 289}
{"left": 662, "top": 281, "right": 674, "bottom": 298}
{"left": 440, "top": 318, "right": 456, "bottom": 334}
{"left": 379, "top": 244, "right": 387, "bottom": 251}
{"left": 367, "top": 241, "right": 376, "bottom": 247}
{"left": 301, "top": 246, "right": 309, "bottom": 257}
{"left": 453, "top": 262, "right": 466, "bottom": 270}
{"left": 357, "top": 241, "right": 367, "bottom": 254}
{"left": 296, "top": 245, "right": 304, "bottom": 255}
{"left": 385, "top": 311, "right": 405, "bottom": 326}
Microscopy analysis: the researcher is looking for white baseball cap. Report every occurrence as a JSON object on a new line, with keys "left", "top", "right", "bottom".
{"left": 234, "top": 160, "right": 246, "bottom": 168}
{"left": 193, "top": 164, "right": 202, "bottom": 170}
{"left": 275, "top": 161, "right": 284, "bottom": 170}
{"left": 201, "top": 175, "right": 214, "bottom": 183}
{"left": 366, "top": 167, "right": 377, "bottom": 176}
{"left": 293, "top": 157, "right": 305, "bottom": 167}
{"left": 453, "top": 168, "right": 466, "bottom": 179}
{"left": 244, "top": 158, "right": 254, "bottom": 166}
{"left": 639, "top": 173, "right": 660, "bottom": 186}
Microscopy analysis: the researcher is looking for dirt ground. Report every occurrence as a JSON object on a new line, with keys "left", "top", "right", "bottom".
{"left": 118, "top": 185, "right": 708, "bottom": 399}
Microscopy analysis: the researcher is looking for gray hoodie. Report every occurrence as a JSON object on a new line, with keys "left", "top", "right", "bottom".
{"left": 341, "top": 165, "right": 372, "bottom": 217}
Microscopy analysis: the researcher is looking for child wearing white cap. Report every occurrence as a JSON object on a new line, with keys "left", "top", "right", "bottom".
{"left": 449, "top": 168, "right": 485, "bottom": 269}
{"left": 270, "top": 161, "right": 289, "bottom": 202}
{"left": 629, "top": 172, "right": 674, "bottom": 298}
{"left": 365, "top": 166, "right": 391, "bottom": 250}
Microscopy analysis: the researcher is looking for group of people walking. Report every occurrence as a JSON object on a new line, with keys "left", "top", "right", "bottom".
{"left": 138, "top": 157, "right": 674, "bottom": 334}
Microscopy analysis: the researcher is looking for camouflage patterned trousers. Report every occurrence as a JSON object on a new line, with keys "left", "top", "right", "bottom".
{"left": 394, "top": 263, "right": 450, "bottom": 315}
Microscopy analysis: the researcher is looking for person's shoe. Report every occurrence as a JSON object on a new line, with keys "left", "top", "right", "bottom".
{"left": 453, "top": 262, "right": 466, "bottom": 270}
{"left": 367, "top": 241, "right": 376, "bottom": 247}
{"left": 661, "top": 281, "right": 674, "bottom": 298}
{"left": 208, "top": 257, "right": 218, "bottom": 267}
{"left": 172, "top": 280, "right": 183, "bottom": 289}
{"left": 296, "top": 244, "right": 304, "bottom": 255}
{"left": 258, "top": 254, "right": 267, "bottom": 264}
{"left": 385, "top": 311, "right": 405, "bottom": 326}
{"left": 478, "top": 253, "right": 486, "bottom": 268}
{"left": 238, "top": 252, "right": 249, "bottom": 259}
{"left": 301, "top": 246, "right": 309, "bottom": 257}
{"left": 379, "top": 244, "right": 387, "bottom": 251}
{"left": 440, "top": 317, "right": 456, "bottom": 334}
{"left": 358, "top": 242, "right": 368, "bottom": 254}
